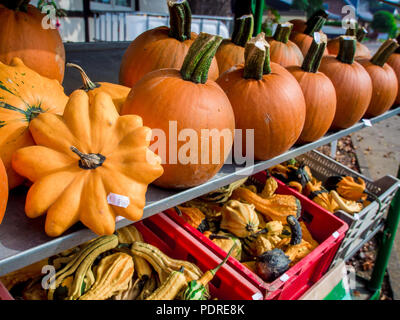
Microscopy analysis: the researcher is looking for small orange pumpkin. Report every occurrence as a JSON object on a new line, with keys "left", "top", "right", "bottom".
{"left": 12, "top": 90, "right": 164, "bottom": 237}
{"left": 0, "top": 157, "right": 8, "bottom": 224}
{"left": 67, "top": 63, "right": 130, "bottom": 114}
{"left": 357, "top": 39, "right": 399, "bottom": 118}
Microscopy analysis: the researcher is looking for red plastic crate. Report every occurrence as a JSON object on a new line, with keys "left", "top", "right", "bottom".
{"left": 0, "top": 213, "right": 263, "bottom": 301}
{"left": 166, "top": 171, "right": 349, "bottom": 300}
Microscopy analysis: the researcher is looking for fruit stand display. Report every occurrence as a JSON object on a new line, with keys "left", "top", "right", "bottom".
{"left": 1, "top": 0, "right": 400, "bottom": 301}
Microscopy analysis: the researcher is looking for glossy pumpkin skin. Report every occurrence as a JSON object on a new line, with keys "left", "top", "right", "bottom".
{"left": 215, "top": 41, "right": 245, "bottom": 75}
{"left": 119, "top": 27, "right": 219, "bottom": 88}
{"left": 0, "top": 158, "right": 8, "bottom": 224}
{"left": 287, "top": 66, "right": 336, "bottom": 143}
{"left": 0, "top": 4, "right": 65, "bottom": 83}
{"left": 387, "top": 53, "right": 400, "bottom": 105}
{"left": 319, "top": 56, "right": 373, "bottom": 129}
{"left": 12, "top": 90, "right": 164, "bottom": 237}
{"left": 356, "top": 59, "right": 398, "bottom": 118}
{"left": 290, "top": 32, "right": 329, "bottom": 58}
{"left": 216, "top": 63, "right": 306, "bottom": 161}
{"left": 327, "top": 38, "right": 371, "bottom": 59}
{"left": 267, "top": 37, "right": 304, "bottom": 68}
{"left": 121, "top": 69, "right": 235, "bottom": 189}
{"left": 0, "top": 58, "right": 68, "bottom": 189}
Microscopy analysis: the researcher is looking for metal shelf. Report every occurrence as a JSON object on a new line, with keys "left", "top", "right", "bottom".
{"left": 0, "top": 108, "right": 399, "bottom": 276}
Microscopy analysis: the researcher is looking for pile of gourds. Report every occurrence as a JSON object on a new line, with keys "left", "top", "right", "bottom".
{"left": 0, "top": 224, "right": 235, "bottom": 300}
{"left": 1, "top": 0, "right": 400, "bottom": 239}
{"left": 268, "top": 160, "right": 380, "bottom": 215}
{"left": 176, "top": 177, "right": 319, "bottom": 283}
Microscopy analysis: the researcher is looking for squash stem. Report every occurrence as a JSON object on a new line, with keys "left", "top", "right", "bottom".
{"left": 303, "top": 16, "right": 326, "bottom": 37}
{"left": 66, "top": 63, "right": 100, "bottom": 91}
{"left": 243, "top": 32, "right": 271, "bottom": 80}
{"left": 168, "top": 0, "right": 192, "bottom": 42}
{"left": 180, "top": 33, "right": 222, "bottom": 84}
{"left": 306, "top": 9, "right": 328, "bottom": 22}
{"left": 301, "top": 33, "right": 327, "bottom": 73}
{"left": 370, "top": 39, "right": 400, "bottom": 67}
{"left": 356, "top": 27, "right": 368, "bottom": 43}
{"left": 231, "top": 14, "right": 254, "bottom": 47}
{"left": 336, "top": 36, "right": 357, "bottom": 64}
{"left": 70, "top": 146, "right": 106, "bottom": 170}
{"left": 273, "top": 23, "right": 293, "bottom": 44}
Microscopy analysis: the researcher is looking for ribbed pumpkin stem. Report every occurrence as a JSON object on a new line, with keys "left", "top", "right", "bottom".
{"left": 181, "top": 33, "right": 222, "bottom": 84}
{"left": 231, "top": 14, "right": 254, "bottom": 47}
{"left": 356, "top": 27, "right": 367, "bottom": 42}
{"left": 66, "top": 63, "right": 100, "bottom": 91}
{"left": 168, "top": 0, "right": 192, "bottom": 41}
{"left": 336, "top": 36, "right": 357, "bottom": 64}
{"left": 370, "top": 39, "right": 399, "bottom": 67}
{"left": 243, "top": 33, "right": 271, "bottom": 80}
{"left": 304, "top": 16, "right": 326, "bottom": 37}
{"left": 307, "top": 9, "right": 328, "bottom": 22}
{"left": 273, "top": 23, "right": 293, "bottom": 44}
{"left": 302, "top": 33, "right": 327, "bottom": 73}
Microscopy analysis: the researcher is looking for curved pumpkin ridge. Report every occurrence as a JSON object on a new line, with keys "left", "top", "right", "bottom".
{"left": 79, "top": 171, "right": 116, "bottom": 236}
{"left": 45, "top": 172, "right": 87, "bottom": 237}
{"left": 24, "top": 167, "right": 80, "bottom": 218}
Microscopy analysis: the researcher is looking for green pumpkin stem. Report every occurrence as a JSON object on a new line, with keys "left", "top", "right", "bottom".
{"left": 304, "top": 16, "right": 326, "bottom": 37}
{"left": 345, "top": 27, "right": 357, "bottom": 37}
{"left": 356, "top": 27, "right": 368, "bottom": 43}
{"left": 66, "top": 63, "right": 100, "bottom": 91}
{"left": 370, "top": 39, "right": 399, "bottom": 67}
{"left": 273, "top": 23, "right": 293, "bottom": 44}
{"left": 168, "top": 0, "right": 192, "bottom": 41}
{"left": 231, "top": 14, "right": 254, "bottom": 47}
{"left": 307, "top": 9, "right": 328, "bottom": 22}
{"left": 180, "top": 33, "right": 222, "bottom": 84}
{"left": 243, "top": 32, "right": 271, "bottom": 80}
{"left": 336, "top": 36, "right": 357, "bottom": 64}
{"left": 302, "top": 33, "right": 327, "bottom": 73}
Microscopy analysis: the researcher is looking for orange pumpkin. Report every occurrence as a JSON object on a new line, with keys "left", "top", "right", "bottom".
{"left": 216, "top": 33, "right": 306, "bottom": 161}
{"left": 12, "top": 90, "right": 164, "bottom": 237}
{"left": 357, "top": 39, "right": 399, "bottom": 118}
{"left": 0, "top": 158, "right": 8, "bottom": 224}
{"left": 287, "top": 33, "right": 336, "bottom": 144}
{"left": 290, "top": 16, "right": 329, "bottom": 57}
{"left": 319, "top": 36, "right": 373, "bottom": 130}
{"left": 387, "top": 51, "right": 400, "bottom": 106}
{"left": 0, "top": 57, "right": 68, "bottom": 189}
{"left": 121, "top": 33, "right": 235, "bottom": 189}
{"left": 327, "top": 27, "right": 371, "bottom": 59}
{"left": 289, "top": 9, "right": 328, "bottom": 34}
{"left": 67, "top": 63, "right": 130, "bottom": 114}
{"left": 0, "top": 1, "right": 65, "bottom": 83}
{"left": 215, "top": 14, "right": 253, "bottom": 75}
{"left": 119, "top": 0, "right": 218, "bottom": 88}
{"left": 267, "top": 22, "right": 304, "bottom": 68}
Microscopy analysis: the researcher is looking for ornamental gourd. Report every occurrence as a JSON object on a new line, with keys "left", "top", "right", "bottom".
{"left": 215, "top": 14, "right": 254, "bottom": 75}
{"left": 0, "top": 1, "right": 65, "bottom": 83}
{"left": 0, "top": 158, "right": 8, "bottom": 224}
{"left": 267, "top": 23, "right": 304, "bottom": 68}
{"left": 327, "top": 27, "right": 371, "bottom": 59}
{"left": 216, "top": 33, "right": 306, "bottom": 161}
{"left": 0, "top": 58, "right": 68, "bottom": 189}
{"left": 11, "top": 90, "right": 164, "bottom": 237}
{"left": 319, "top": 36, "right": 373, "bottom": 130}
{"left": 67, "top": 63, "right": 130, "bottom": 114}
{"left": 119, "top": 0, "right": 218, "bottom": 88}
{"left": 356, "top": 39, "right": 399, "bottom": 118}
{"left": 287, "top": 33, "right": 336, "bottom": 143}
{"left": 121, "top": 33, "right": 235, "bottom": 189}
{"left": 289, "top": 16, "right": 329, "bottom": 57}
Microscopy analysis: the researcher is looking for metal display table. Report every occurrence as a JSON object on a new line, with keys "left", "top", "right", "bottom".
{"left": 0, "top": 107, "right": 399, "bottom": 276}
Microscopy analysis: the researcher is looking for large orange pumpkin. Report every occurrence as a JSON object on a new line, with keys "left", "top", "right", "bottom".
{"left": 0, "top": 158, "right": 7, "bottom": 224}
{"left": 319, "top": 36, "right": 373, "bottom": 130}
{"left": 216, "top": 33, "right": 306, "bottom": 161}
{"left": 327, "top": 27, "right": 371, "bottom": 59}
{"left": 290, "top": 16, "right": 329, "bottom": 57}
{"left": 0, "top": 1, "right": 65, "bottom": 83}
{"left": 122, "top": 33, "right": 235, "bottom": 189}
{"left": 357, "top": 39, "right": 399, "bottom": 118}
{"left": 215, "top": 14, "right": 254, "bottom": 75}
{"left": 119, "top": 0, "right": 218, "bottom": 88}
{"left": 12, "top": 90, "right": 164, "bottom": 237}
{"left": 387, "top": 50, "right": 400, "bottom": 106}
{"left": 67, "top": 63, "right": 130, "bottom": 114}
{"left": 267, "top": 22, "right": 304, "bottom": 68}
{"left": 0, "top": 57, "right": 68, "bottom": 189}
{"left": 287, "top": 33, "right": 336, "bottom": 144}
